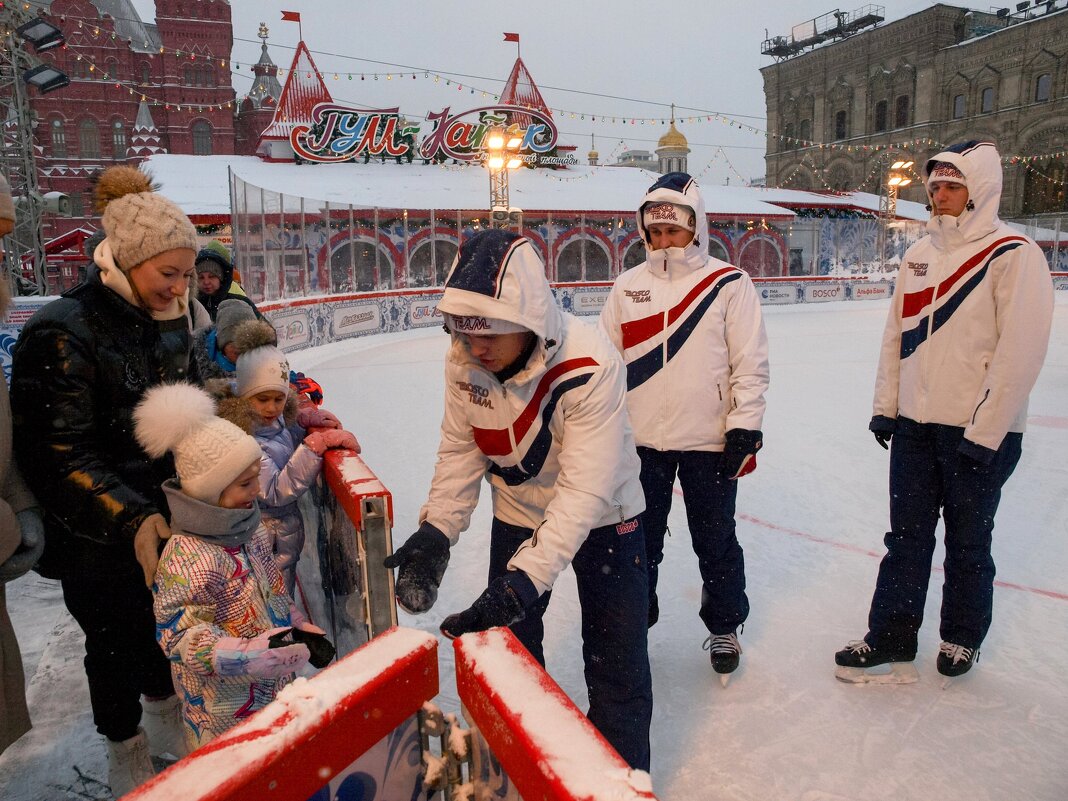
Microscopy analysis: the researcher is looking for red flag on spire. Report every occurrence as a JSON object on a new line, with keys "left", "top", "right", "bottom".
{"left": 281, "top": 10, "right": 301, "bottom": 22}
{"left": 503, "top": 32, "right": 520, "bottom": 42}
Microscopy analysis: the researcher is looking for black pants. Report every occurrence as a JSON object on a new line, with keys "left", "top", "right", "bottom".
{"left": 489, "top": 516, "right": 653, "bottom": 772}
{"left": 638, "top": 447, "right": 750, "bottom": 635}
{"left": 867, "top": 418, "right": 1022, "bottom": 654}
{"left": 62, "top": 568, "right": 175, "bottom": 742}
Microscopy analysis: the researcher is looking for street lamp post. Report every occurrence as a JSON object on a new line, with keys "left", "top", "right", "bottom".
{"left": 484, "top": 127, "right": 523, "bottom": 228}
{"left": 879, "top": 160, "right": 913, "bottom": 268}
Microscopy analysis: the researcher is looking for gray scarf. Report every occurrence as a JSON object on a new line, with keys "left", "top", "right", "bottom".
{"left": 163, "top": 480, "right": 262, "bottom": 547}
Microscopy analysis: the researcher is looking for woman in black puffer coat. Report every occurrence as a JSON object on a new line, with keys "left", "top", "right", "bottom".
{"left": 10, "top": 165, "right": 199, "bottom": 795}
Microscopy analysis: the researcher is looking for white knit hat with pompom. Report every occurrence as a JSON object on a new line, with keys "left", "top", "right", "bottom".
{"left": 134, "top": 383, "right": 263, "bottom": 504}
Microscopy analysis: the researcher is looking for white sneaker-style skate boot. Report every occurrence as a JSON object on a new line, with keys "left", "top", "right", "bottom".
{"left": 142, "top": 694, "right": 189, "bottom": 760}
{"left": 107, "top": 726, "right": 155, "bottom": 798}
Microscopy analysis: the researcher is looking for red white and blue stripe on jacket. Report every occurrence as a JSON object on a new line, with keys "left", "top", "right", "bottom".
{"left": 620, "top": 266, "right": 742, "bottom": 390}
{"left": 899, "top": 236, "right": 1028, "bottom": 359}
{"left": 471, "top": 356, "right": 598, "bottom": 486}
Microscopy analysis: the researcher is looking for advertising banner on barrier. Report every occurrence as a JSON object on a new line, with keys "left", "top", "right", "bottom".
{"left": 561, "top": 285, "right": 612, "bottom": 316}
{"left": 272, "top": 308, "right": 314, "bottom": 349}
{"left": 804, "top": 282, "right": 846, "bottom": 302}
{"left": 409, "top": 297, "right": 445, "bottom": 328}
{"left": 1054, "top": 276, "right": 1068, "bottom": 292}
{"left": 332, "top": 302, "right": 382, "bottom": 338}
{"left": 759, "top": 284, "right": 799, "bottom": 305}
{"left": 850, "top": 281, "right": 893, "bottom": 301}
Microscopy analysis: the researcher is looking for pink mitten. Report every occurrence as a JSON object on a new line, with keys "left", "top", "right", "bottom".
{"left": 304, "top": 428, "right": 360, "bottom": 456}
{"left": 297, "top": 407, "right": 341, "bottom": 430}
{"left": 213, "top": 628, "right": 310, "bottom": 679}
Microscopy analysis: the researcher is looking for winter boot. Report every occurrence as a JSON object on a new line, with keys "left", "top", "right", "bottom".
{"left": 834, "top": 638, "right": 918, "bottom": 684}
{"left": 142, "top": 694, "right": 189, "bottom": 760}
{"left": 703, "top": 629, "right": 742, "bottom": 686}
{"left": 937, "top": 642, "right": 978, "bottom": 678}
{"left": 106, "top": 727, "right": 155, "bottom": 798}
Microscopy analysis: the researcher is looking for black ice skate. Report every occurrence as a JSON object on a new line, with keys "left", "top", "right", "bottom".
{"left": 937, "top": 642, "right": 978, "bottom": 686}
{"left": 834, "top": 639, "right": 918, "bottom": 684}
{"left": 703, "top": 630, "right": 741, "bottom": 686}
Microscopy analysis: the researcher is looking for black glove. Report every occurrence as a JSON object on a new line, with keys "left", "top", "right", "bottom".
{"left": 0, "top": 509, "right": 46, "bottom": 583}
{"left": 268, "top": 627, "right": 336, "bottom": 669}
{"left": 869, "top": 415, "right": 897, "bottom": 450}
{"left": 440, "top": 571, "right": 540, "bottom": 639}
{"left": 722, "top": 429, "right": 763, "bottom": 480}
{"left": 383, "top": 523, "right": 451, "bottom": 614}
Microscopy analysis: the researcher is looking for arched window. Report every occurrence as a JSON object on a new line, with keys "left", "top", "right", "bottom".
{"left": 408, "top": 239, "right": 457, "bottom": 287}
{"left": 874, "top": 100, "right": 888, "bottom": 133}
{"left": 894, "top": 95, "right": 909, "bottom": 128}
{"left": 50, "top": 118, "right": 67, "bottom": 157}
{"left": 556, "top": 238, "right": 610, "bottom": 282}
{"left": 783, "top": 123, "right": 795, "bottom": 148}
{"left": 799, "top": 119, "right": 811, "bottom": 143}
{"left": 708, "top": 237, "right": 729, "bottom": 262}
{"left": 622, "top": 240, "right": 646, "bottom": 272}
{"left": 111, "top": 120, "right": 126, "bottom": 157}
{"left": 182, "top": 65, "right": 194, "bottom": 86}
{"left": 191, "top": 121, "right": 212, "bottom": 155}
{"left": 834, "top": 110, "right": 847, "bottom": 140}
{"left": 78, "top": 119, "right": 100, "bottom": 159}
{"left": 981, "top": 87, "right": 995, "bottom": 113}
{"left": 141, "top": 62, "right": 151, "bottom": 84}
{"left": 953, "top": 94, "right": 966, "bottom": 119}
{"left": 1035, "top": 73, "right": 1052, "bottom": 102}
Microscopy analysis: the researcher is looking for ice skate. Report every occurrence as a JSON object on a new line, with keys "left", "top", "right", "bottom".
{"left": 834, "top": 639, "right": 918, "bottom": 685}
{"left": 704, "top": 630, "right": 741, "bottom": 686}
{"left": 937, "top": 642, "right": 978, "bottom": 688}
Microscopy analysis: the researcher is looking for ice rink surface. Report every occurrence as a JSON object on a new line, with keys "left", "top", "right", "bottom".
{"left": 3, "top": 297, "right": 1067, "bottom": 800}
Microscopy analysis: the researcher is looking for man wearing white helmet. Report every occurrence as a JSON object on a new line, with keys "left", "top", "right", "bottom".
{"left": 836, "top": 140, "right": 1054, "bottom": 684}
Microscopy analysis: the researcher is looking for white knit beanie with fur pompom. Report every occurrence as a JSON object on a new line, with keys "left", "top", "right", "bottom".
{"left": 134, "top": 383, "right": 262, "bottom": 504}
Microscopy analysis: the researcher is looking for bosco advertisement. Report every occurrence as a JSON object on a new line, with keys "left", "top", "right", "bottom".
{"left": 803, "top": 282, "right": 845, "bottom": 302}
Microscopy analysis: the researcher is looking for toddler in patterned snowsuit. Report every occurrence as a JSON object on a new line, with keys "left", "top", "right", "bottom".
{"left": 135, "top": 383, "right": 321, "bottom": 751}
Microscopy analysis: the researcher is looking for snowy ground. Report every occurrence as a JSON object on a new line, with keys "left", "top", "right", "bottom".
{"left": 2, "top": 297, "right": 1067, "bottom": 800}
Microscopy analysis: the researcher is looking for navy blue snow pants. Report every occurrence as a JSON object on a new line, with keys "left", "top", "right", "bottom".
{"left": 488, "top": 516, "right": 652, "bottom": 772}
{"left": 638, "top": 447, "right": 750, "bottom": 635}
{"left": 62, "top": 566, "right": 175, "bottom": 742}
{"left": 867, "top": 417, "right": 1022, "bottom": 655}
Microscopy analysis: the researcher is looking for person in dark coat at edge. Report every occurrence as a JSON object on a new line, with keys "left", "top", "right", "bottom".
{"left": 0, "top": 173, "right": 44, "bottom": 757}
{"left": 195, "top": 240, "right": 262, "bottom": 322}
{"left": 10, "top": 165, "right": 199, "bottom": 795}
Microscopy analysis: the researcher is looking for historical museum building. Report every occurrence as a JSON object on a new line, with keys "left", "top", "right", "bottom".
{"left": 761, "top": 3, "right": 1068, "bottom": 215}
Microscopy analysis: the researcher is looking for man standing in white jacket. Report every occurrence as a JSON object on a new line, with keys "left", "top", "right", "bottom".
{"left": 835, "top": 141, "right": 1054, "bottom": 684}
{"left": 384, "top": 229, "right": 652, "bottom": 770}
{"left": 600, "top": 173, "right": 770, "bottom": 682}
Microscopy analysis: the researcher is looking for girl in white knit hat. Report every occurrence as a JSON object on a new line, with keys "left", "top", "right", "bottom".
{"left": 135, "top": 383, "right": 333, "bottom": 753}
{"left": 214, "top": 320, "right": 359, "bottom": 598}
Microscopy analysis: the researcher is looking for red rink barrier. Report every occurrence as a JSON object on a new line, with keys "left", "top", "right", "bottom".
{"left": 125, "top": 627, "right": 438, "bottom": 801}
{"left": 455, "top": 628, "right": 659, "bottom": 801}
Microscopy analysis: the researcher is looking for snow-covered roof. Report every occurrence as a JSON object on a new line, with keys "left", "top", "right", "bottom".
{"left": 143, "top": 154, "right": 799, "bottom": 219}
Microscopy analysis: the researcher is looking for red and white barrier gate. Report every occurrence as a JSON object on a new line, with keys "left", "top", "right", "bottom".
{"left": 455, "top": 628, "right": 659, "bottom": 801}
{"left": 123, "top": 627, "right": 438, "bottom": 801}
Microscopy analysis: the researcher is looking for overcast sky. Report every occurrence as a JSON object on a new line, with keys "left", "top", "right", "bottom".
{"left": 130, "top": 0, "right": 942, "bottom": 184}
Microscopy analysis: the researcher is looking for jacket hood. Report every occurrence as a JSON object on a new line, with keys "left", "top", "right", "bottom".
{"left": 195, "top": 247, "right": 235, "bottom": 291}
{"left": 438, "top": 229, "right": 564, "bottom": 352}
{"left": 636, "top": 172, "right": 708, "bottom": 260}
{"left": 924, "top": 140, "right": 1002, "bottom": 243}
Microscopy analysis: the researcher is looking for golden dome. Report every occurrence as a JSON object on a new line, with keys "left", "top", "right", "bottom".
{"left": 658, "top": 121, "right": 688, "bottom": 149}
{"left": 588, "top": 149, "right": 599, "bottom": 159}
